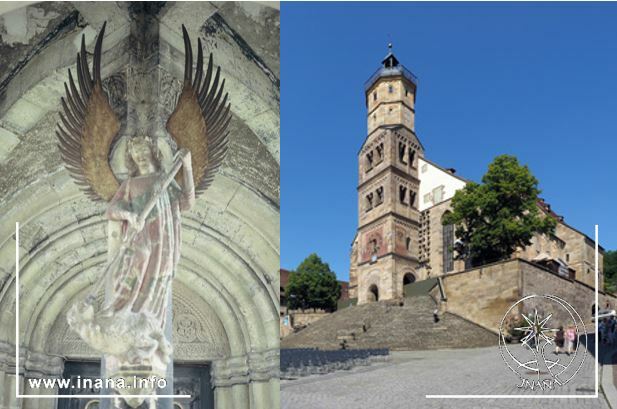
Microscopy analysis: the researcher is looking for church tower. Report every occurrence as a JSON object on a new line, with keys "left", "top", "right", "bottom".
{"left": 349, "top": 45, "right": 424, "bottom": 303}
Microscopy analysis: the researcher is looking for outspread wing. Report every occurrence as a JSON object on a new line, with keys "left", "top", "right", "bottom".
{"left": 56, "top": 22, "right": 120, "bottom": 202}
{"left": 166, "top": 25, "right": 231, "bottom": 197}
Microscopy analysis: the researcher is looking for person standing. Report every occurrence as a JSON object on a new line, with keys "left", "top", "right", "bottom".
{"left": 554, "top": 326, "right": 564, "bottom": 354}
{"left": 565, "top": 324, "right": 577, "bottom": 355}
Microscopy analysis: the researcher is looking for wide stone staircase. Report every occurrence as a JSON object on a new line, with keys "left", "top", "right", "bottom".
{"left": 282, "top": 293, "right": 498, "bottom": 351}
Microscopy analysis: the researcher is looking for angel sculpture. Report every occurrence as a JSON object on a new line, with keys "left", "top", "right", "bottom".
{"left": 57, "top": 22, "right": 230, "bottom": 402}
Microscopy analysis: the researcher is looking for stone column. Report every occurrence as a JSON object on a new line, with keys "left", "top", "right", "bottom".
{"left": 211, "top": 349, "right": 279, "bottom": 409}
{"left": 0, "top": 341, "right": 21, "bottom": 409}
{"left": 22, "top": 351, "right": 63, "bottom": 409}
{"left": 124, "top": 2, "right": 164, "bottom": 138}
{"left": 0, "top": 347, "right": 61, "bottom": 409}
{"left": 156, "top": 287, "right": 174, "bottom": 409}
{"left": 7, "top": 373, "right": 20, "bottom": 409}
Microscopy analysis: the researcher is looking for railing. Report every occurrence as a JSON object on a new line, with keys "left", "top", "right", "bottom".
{"left": 364, "top": 65, "right": 418, "bottom": 91}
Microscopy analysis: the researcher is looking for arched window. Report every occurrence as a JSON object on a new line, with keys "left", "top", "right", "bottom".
{"left": 399, "top": 185, "right": 407, "bottom": 204}
{"left": 365, "top": 193, "right": 374, "bottom": 212}
{"left": 398, "top": 142, "right": 407, "bottom": 163}
{"left": 409, "top": 149, "right": 416, "bottom": 166}
{"left": 366, "top": 151, "right": 374, "bottom": 170}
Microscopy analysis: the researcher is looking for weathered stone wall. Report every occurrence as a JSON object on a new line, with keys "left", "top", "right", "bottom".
{"left": 289, "top": 309, "right": 330, "bottom": 328}
{"left": 515, "top": 218, "right": 603, "bottom": 288}
{"left": 442, "top": 260, "right": 521, "bottom": 333}
{"left": 521, "top": 260, "right": 614, "bottom": 327}
{"left": 349, "top": 236, "right": 359, "bottom": 299}
{"left": 419, "top": 198, "right": 465, "bottom": 278}
{"left": 366, "top": 77, "right": 416, "bottom": 135}
{"left": 442, "top": 259, "right": 615, "bottom": 334}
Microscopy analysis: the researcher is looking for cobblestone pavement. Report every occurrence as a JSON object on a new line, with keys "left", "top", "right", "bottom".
{"left": 281, "top": 345, "right": 609, "bottom": 409}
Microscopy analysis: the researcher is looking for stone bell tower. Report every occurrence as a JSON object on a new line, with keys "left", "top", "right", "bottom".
{"left": 349, "top": 45, "right": 424, "bottom": 304}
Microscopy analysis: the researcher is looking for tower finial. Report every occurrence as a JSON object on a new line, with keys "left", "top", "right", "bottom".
{"left": 388, "top": 42, "right": 392, "bottom": 53}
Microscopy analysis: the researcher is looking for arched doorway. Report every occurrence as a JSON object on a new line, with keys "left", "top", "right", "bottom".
{"left": 403, "top": 273, "right": 416, "bottom": 286}
{"left": 368, "top": 284, "right": 379, "bottom": 302}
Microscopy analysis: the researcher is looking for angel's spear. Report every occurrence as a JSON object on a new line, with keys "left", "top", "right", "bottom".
{"left": 83, "top": 149, "right": 189, "bottom": 306}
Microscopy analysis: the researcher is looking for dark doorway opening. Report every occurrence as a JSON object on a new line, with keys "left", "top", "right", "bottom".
{"left": 403, "top": 273, "right": 416, "bottom": 286}
{"left": 57, "top": 361, "right": 214, "bottom": 409}
{"left": 368, "top": 284, "right": 379, "bottom": 302}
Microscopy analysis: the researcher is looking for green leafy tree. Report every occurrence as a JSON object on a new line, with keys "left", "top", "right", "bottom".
{"left": 604, "top": 250, "right": 617, "bottom": 293}
{"left": 286, "top": 253, "right": 341, "bottom": 311}
{"left": 443, "top": 154, "right": 556, "bottom": 267}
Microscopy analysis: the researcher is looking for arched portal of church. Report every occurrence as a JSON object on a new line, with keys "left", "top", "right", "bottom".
{"left": 368, "top": 284, "right": 380, "bottom": 302}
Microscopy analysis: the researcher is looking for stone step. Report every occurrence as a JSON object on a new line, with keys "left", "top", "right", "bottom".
{"left": 281, "top": 295, "right": 498, "bottom": 350}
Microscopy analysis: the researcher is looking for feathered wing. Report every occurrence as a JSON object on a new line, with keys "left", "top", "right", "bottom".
{"left": 56, "top": 22, "right": 120, "bottom": 202}
{"left": 166, "top": 25, "right": 231, "bottom": 197}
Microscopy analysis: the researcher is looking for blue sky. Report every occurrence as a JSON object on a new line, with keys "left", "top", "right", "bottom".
{"left": 281, "top": 2, "right": 617, "bottom": 281}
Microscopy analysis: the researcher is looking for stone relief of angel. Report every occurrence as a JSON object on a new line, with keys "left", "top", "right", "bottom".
{"left": 55, "top": 22, "right": 231, "bottom": 404}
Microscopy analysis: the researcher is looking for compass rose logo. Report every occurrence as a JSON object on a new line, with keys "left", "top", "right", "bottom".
{"left": 516, "top": 308, "right": 556, "bottom": 352}
{"left": 499, "top": 294, "right": 587, "bottom": 391}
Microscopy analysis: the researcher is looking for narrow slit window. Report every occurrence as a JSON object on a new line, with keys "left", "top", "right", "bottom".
{"left": 399, "top": 185, "right": 407, "bottom": 204}
{"left": 366, "top": 151, "right": 374, "bottom": 170}
{"left": 409, "top": 149, "right": 416, "bottom": 166}
{"left": 398, "top": 142, "right": 407, "bottom": 164}
{"left": 410, "top": 191, "right": 417, "bottom": 207}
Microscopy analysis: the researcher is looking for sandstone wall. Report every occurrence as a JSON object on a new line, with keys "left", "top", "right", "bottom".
{"left": 442, "top": 259, "right": 616, "bottom": 334}
{"left": 442, "top": 260, "right": 521, "bottom": 333}
{"left": 521, "top": 260, "right": 615, "bottom": 328}
{"left": 289, "top": 309, "right": 330, "bottom": 327}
